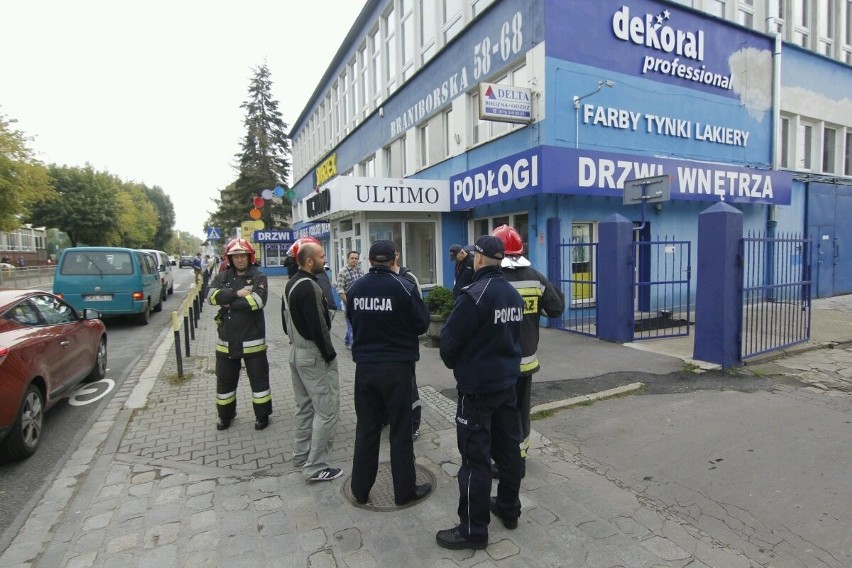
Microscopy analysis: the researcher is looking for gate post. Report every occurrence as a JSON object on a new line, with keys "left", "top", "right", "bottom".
{"left": 597, "top": 214, "right": 634, "bottom": 343}
{"left": 546, "top": 217, "right": 561, "bottom": 329}
{"left": 693, "top": 202, "right": 742, "bottom": 368}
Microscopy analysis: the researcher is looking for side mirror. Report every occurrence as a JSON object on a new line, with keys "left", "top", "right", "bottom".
{"left": 83, "top": 308, "right": 102, "bottom": 320}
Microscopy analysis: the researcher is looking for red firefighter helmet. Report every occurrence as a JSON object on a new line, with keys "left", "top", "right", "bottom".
{"left": 491, "top": 224, "right": 524, "bottom": 256}
{"left": 224, "top": 238, "right": 256, "bottom": 265}
{"left": 287, "top": 236, "right": 320, "bottom": 260}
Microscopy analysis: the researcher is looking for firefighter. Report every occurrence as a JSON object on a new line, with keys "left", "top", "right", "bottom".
{"left": 208, "top": 238, "right": 272, "bottom": 431}
{"left": 491, "top": 224, "right": 565, "bottom": 477}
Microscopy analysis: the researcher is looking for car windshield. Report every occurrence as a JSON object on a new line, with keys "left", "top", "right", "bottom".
{"left": 61, "top": 251, "right": 134, "bottom": 275}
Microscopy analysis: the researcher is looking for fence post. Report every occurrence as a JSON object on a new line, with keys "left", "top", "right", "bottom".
{"left": 597, "top": 214, "right": 634, "bottom": 343}
{"left": 184, "top": 311, "right": 192, "bottom": 356}
{"left": 693, "top": 202, "right": 742, "bottom": 368}
{"left": 546, "top": 217, "right": 561, "bottom": 329}
{"left": 172, "top": 311, "right": 184, "bottom": 378}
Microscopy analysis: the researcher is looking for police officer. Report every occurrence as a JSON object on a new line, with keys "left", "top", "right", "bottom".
{"left": 436, "top": 235, "right": 524, "bottom": 550}
{"left": 347, "top": 240, "right": 431, "bottom": 505}
{"left": 491, "top": 224, "right": 565, "bottom": 477}
{"left": 207, "top": 238, "right": 271, "bottom": 431}
{"left": 449, "top": 244, "right": 475, "bottom": 298}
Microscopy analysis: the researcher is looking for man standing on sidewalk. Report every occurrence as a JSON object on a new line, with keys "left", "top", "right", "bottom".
{"left": 347, "top": 240, "right": 431, "bottom": 505}
{"left": 491, "top": 224, "right": 565, "bottom": 477}
{"left": 207, "top": 238, "right": 271, "bottom": 431}
{"left": 283, "top": 241, "right": 342, "bottom": 482}
{"left": 336, "top": 250, "right": 364, "bottom": 349}
{"left": 436, "top": 236, "right": 525, "bottom": 550}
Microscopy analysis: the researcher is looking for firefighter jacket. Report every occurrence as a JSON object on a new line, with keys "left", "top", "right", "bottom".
{"left": 440, "top": 265, "right": 524, "bottom": 394}
{"left": 282, "top": 270, "right": 336, "bottom": 363}
{"left": 346, "top": 265, "right": 430, "bottom": 363}
{"left": 208, "top": 264, "right": 268, "bottom": 358}
{"left": 502, "top": 264, "right": 566, "bottom": 375}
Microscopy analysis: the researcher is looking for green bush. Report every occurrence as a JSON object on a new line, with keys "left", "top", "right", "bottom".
{"left": 424, "top": 285, "right": 455, "bottom": 317}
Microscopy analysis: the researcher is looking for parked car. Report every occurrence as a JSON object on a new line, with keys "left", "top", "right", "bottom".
{"left": 139, "top": 249, "right": 174, "bottom": 302}
{"left": 168, "top": 255, "right": 177, "bottom": 266}
{"left": 53, "top": 247, "right": 162, "bottom": 325}
{"left": 179, "top": 256, "right": 193, "bottom": 268}
{"left": 0, "top": 290, "right": 107, "bottom": 460}
{"left": 0, "top": 262, "right": 15, "bottom": 272}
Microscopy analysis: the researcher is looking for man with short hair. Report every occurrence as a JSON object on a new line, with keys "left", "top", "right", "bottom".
{"left": 449, "top": 244, "right": 474, "bottom": 298}
{"left": 283, "top": 241, "right": 342, "bottom": 482}
{"left": 336, "top": 250, "right": 364, "bottom": 348}
{"left": 192, "top": 252, "right": 204, "bottom": 284}
{"left": 347, "top": 240, "right": 431, "bottom": 505}
{"left": 436, "top": 235, "right": 525, "bottom": 550}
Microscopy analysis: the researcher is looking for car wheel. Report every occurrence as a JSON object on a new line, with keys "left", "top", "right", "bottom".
{"left": 136, "top": 301, "right": 151, "bottom": 325}
{"left": 168, "top": 283, "right": 174, "bottom": 295}
{"left": 0, "top": 384, "right": 44, "bottom": 460}
{"left": 153, "top": 293, "right": 164, "bottom": 312}
{"left": 85, "top": 336, "right": 108, "bottom": 382}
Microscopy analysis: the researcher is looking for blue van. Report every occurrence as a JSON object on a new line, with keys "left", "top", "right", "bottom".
{"left": 53, "top": 247, "right": 163, "bottom": 325}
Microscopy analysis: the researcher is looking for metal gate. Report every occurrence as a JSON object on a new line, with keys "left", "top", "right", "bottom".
{"left": 557, "top": 241, "right": 598, "bottom": 337}
{"left": 632, "top": 237, "right": 691, "bottom": 340}
{"left": 740, "top": 231, "right": 811, "bottom": 359}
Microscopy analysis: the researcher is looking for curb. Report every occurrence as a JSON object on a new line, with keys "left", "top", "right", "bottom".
{"left": 530, "top": 381, "right": 645, "bottom": 414}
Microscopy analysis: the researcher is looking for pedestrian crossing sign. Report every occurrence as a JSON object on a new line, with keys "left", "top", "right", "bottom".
{"left": 207, "top": 227, "right": 221, "bottom": 240}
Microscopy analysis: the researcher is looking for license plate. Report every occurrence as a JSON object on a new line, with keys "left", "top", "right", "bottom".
{"left": 84, "top": 295, "right": 113, "bottom": 301}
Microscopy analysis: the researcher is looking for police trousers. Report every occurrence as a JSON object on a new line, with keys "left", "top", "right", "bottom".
{"left": 455, "top": 385, "right": 522, "bottom": 540}
{"left": 215, "top": 353, "right": 271, "bottom": 420}
{"left": 351, "top": 361, "right": 416, "bottom": 503}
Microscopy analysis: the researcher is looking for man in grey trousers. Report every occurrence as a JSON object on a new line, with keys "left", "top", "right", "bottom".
{"left": 282, "top": 241, "right": 342, "bottom": 482}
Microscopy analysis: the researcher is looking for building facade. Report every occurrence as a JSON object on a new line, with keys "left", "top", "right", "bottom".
{"left": 288, "top": 0, "right": 852, "bottom": 301}
{"left": 0, "top": 225, "right": 49, "bottom": 266}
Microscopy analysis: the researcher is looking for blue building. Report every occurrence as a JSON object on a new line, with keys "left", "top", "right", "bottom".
{"left": 288, "top": 0, "right": 851, "bottom": 305}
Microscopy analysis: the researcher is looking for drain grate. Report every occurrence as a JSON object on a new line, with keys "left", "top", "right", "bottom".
{"left": 343, "top": 462, "right": 436, "bottom": 511}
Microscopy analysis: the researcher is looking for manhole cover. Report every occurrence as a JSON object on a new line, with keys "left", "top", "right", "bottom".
{"left": 343, "top": 462, "right": 436, "bottom": 511}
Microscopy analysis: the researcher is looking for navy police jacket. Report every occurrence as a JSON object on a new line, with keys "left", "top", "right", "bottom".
{"left": 346, "top": 265, "right": 430, "bottom": 363}
{"left": 440, "top": 265, "right": 524, "bottom": 394}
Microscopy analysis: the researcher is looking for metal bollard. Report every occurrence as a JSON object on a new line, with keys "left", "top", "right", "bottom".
{"left": 188, "top": 305, "right": 196, "bottom": 340}
{"left": 184, "top": 313, "right": 191, "bottom": 356}
{"left": 172, "top": 311, "right": 184, "bottom": 378}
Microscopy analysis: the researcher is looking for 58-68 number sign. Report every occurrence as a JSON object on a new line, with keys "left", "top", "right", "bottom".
{"left": 473, "top": 12, "right": 523, "bottom": 80}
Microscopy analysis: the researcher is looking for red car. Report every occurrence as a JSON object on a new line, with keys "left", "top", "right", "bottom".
{"left": 0, "top": 290, "right": 107, "bottom": 460}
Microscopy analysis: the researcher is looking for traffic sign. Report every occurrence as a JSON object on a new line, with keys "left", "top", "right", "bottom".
{"left": 207, "top": 227, "right": 221, "bottom": 240}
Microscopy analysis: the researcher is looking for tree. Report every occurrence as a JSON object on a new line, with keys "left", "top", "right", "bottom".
{"left": 209, "top": 63, "right": 292, "bottom": 234}
{"left": 142, "top": 184, "right": 176, "bottom": 249}
{"left": 109, "top": 182, "right": 158, "bottom": 248}
{"left": 29, "top": 165, "right": 122, "bottom": 247}
{"left": 0, "top": 110, "right": 54, "bottom": 232}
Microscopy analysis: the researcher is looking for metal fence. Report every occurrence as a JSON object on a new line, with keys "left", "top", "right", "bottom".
{"left": 0, "top": 265, "right": 56, "bottom": 289}
{"left": 556, "top": 241, "right": 598, "bottom": 337}
{"left": 632, "top": 237, "right": 692, "bottom": 340}
{"left": 740, "top": 231, "right": 811, "bottom": 359}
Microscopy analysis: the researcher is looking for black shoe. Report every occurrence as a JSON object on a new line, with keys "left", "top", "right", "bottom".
{"left": 254, "top": 417, "right": 269, "bottom": 430}
{"left": 216, "top": 418, "right": 231, "bottom": 431}
{"left": 490, "top": 497, "right": 518, "bottom": 530}
{"left": 436, "top": 527, "right": 487, "bottom": 550}
{"left": 394, "top": 482, "right": 431, "bottom": 506}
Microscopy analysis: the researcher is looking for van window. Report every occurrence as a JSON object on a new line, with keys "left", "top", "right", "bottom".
{"left": 61, "top": 251, "right": 134, "bottom": 275}
{"left": 139, "top": 253, "right": 156, "bottom": 275}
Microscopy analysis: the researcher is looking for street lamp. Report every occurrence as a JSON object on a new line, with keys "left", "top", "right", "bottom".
{"left": 573, "top": 79, "right": 615, "bottom": 149}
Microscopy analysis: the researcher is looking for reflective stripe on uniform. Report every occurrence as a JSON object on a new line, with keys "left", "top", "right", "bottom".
{"left": 520, "top": 353, "right": 539, "bottom": 373}
{"left": 217, "top": 391, "right": 236, "bottom": 405}
{"left": 243, "top": 344, "right": 266, "bottom": 354}
{"left": 249, "top": 291, "right": 264, "bottom": 309}
{"left": 519, "top": 436, "right": 530, "bottom": 458}
{"left": 209, "top": 289, "right": 222, "bottom": 304}
{"left": 252, "top": 389, "right": 271, "bottom": 404}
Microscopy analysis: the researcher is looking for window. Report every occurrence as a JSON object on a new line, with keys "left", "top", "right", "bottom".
{"left": 818, "top": 0, "right": 835, "bottom": 54}
{"left": 384, "top": 7, "right": 397, "bottom": 95}
{"left": 845, "top": 131, "right": 852, "bottom": 175}
{"left": 798, "top": 122, "right": 814, "bottom": 170}
{"left": 706, "top": 0, "right": 725, "bottom": 18}
{"left": 780, "top": 117, "right": 790, "bottom": 168}
{"left": 738, "top": 2, "right": 755, "bottom": 28}
{"left": 401, "top": 0, "right": 415, "bottom": 81}
{"left": 570, "top": 223, "right": 596, "bottom": 303}
{"left": 404, "top": 222, "right": 437, "bottom": 284}
{"left": 472, "top": 213, "right": 529, "bottom": 255}
{"left": 443, "top": 108, "right": 454, "bottom": 157}
{"left": 443, "top": 0, "right": 463, "bottom": 43}
{"left": 371, "top": 28, "right": 382, "bottom": 105}
{"left": 420, "top": 0, "right": 437, "bottom": 63}
{"left": 823, "top": 127, "right": 836, "bottom": 173}
{"left": 768, "top": 0, "right": 785, "bottom": 32}
{"left": 358, "top": 44, "right": 369, "bottom": 116}
{"left": 793, "top": 0, "right": 811, "bottom": 46}
{"left": 419, "top": 122, "right": 430, "bottom": 168}
{"left": 471, "top": 0, "right": 495, "bottom": 17}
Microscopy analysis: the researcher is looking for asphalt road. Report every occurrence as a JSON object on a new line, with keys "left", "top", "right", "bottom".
{"left": 0, "top": 268, "right": 197, "bottom": 543}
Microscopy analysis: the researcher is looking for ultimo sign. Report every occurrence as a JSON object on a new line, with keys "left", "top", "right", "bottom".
{"left": 451, "top": 150, "right": 541, "bottom": 207}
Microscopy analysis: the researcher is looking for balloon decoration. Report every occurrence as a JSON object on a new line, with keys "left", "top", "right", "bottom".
{"left": 249, "top": 208, "right": 262, "bottom": 220}
{"left": 247, "top": 185, "right": 295, "bottom": 220}
{"left": 253, "top": 196, "right": 265, "bottom": 209}
{"left": 261, "top": 189, "right": 273, "bottom": 200}
{"left": 273, "top": 185, "right": 284, "bottom": 197}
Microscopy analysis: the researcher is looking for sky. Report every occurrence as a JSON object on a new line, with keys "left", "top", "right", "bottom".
{"left": 1, "top": 0, "right": 366, "bottom": 241}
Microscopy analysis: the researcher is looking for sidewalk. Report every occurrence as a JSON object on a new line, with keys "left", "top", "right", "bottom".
{"left": 1, "top": 279, "right": 850, "bottom": 567}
